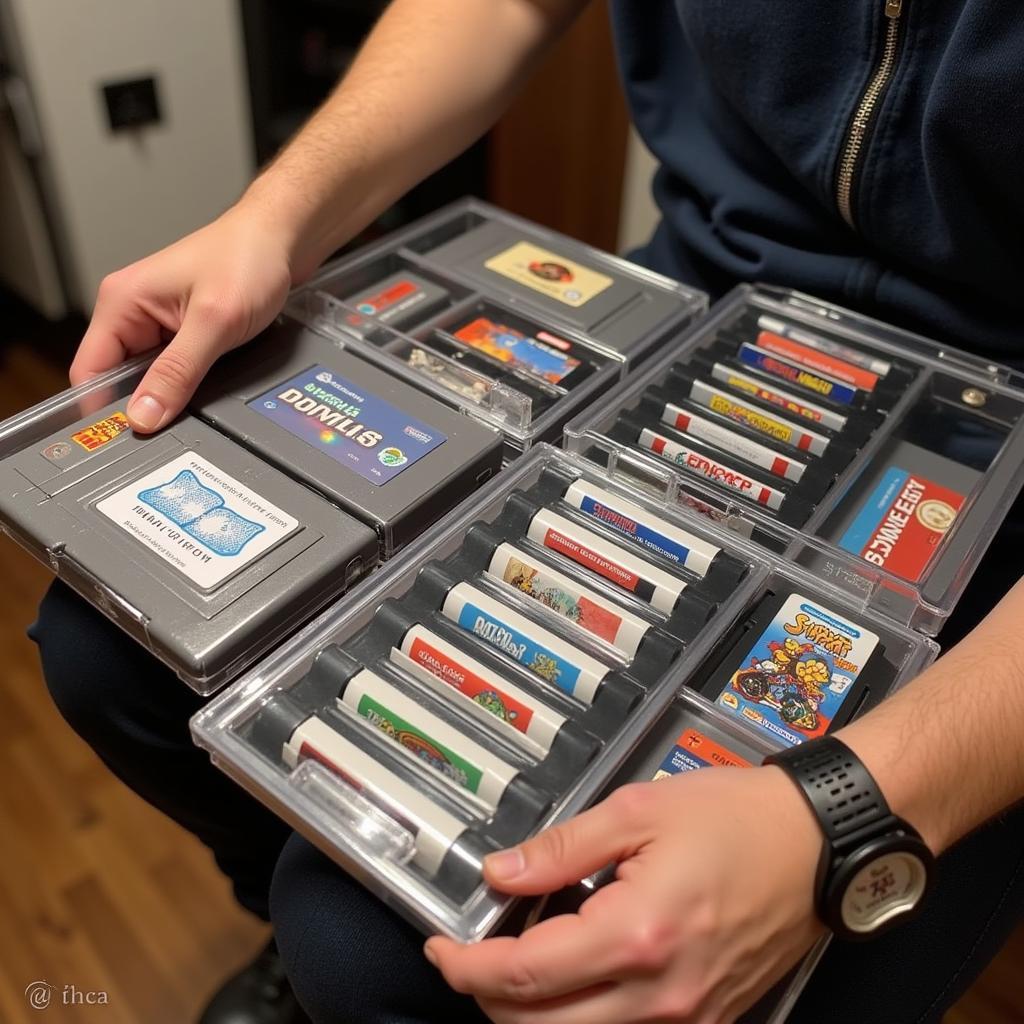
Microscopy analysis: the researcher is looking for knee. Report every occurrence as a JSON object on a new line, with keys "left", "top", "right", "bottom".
{"left": 270, "top": 834, "right": 480, "bottom": 1024}
{"left": 29, "top": 579, "right": 193, "bottom": 744}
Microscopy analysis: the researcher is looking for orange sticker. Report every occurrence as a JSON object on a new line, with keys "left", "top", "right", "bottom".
{"left": 71, "top": 412, "right": 130, "bottom": 451}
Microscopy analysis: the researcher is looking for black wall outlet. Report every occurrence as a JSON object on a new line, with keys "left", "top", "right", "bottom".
{"left": 102, "top": 76, "right": 162, "bottom": 132}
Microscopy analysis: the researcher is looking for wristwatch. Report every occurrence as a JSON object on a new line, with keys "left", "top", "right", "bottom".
{"left": 765, "top": 736, "right": 934, "bottom": 941}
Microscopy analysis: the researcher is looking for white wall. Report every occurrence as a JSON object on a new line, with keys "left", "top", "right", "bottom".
{"left": 617, "top": 127, "right": 660, "bottom": 255}
{"left": 8, "top": 0, "right": 254, "bottom": 311}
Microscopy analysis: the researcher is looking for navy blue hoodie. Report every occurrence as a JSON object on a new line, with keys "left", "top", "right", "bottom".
{"left": 610, "top": 1, "right": 1024, "bottom": 358}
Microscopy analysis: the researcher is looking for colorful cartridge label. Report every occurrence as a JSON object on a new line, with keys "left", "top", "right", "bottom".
{"left": 757, "top": 315, "right": 892, "bottom": 378}
{"left": 689, "top": 380, "right": 829, "bottom": 456}
{"left": 453, "top": 317, "right": 580, "bottom": 384}
{"left": 710, "top": 363, "right": 848, "bottom": 432}
{"left": 757, "top": 331, "right": 879, "bottom": 392}
{"left": 738, "top": 344, "right": 858, "bottom": 405}
{"left": 402, "top": 631, "right": 536, "bottom": 735}
{"left": 639, "top": 428, "right": 786, "bottom": 511}
{"left": 95, "top": 451, "right": 298, "bottom": 590}
{"left": 249, "top": 364, "right": 446, "bottom": 485}
{"left": 342, "top": 272, "right": 445, "bottom": 329}
{"left": 716, "top": 594, "right": 879, "bottom": 747}
{"left": 355, "top": 693, "right": 484, "bottom": 794}
{"left": 660, "top": 401, "right": 806, "bottom": 481}
{"left": 71, "top": 411, "right": 131, "bottom": 452}
{"left": 528, "top": 507, "right": 684, "bottom": 614}
{"left": 484, "top": 241, "right": 613, "bottom": 307}
{"left": 563, "top": 480, "right": 720, "bottom": 575}
{"left": 653, "top": 727, "right": 751, "bottom": 779}
{"left": 490, "top": 544, "right": 649, "bottom": 657}
{"left": 838, "top": 467, "right": 964, "bottom": 581}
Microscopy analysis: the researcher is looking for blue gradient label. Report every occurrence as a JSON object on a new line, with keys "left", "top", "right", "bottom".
{"left": 249, "top": 365, "right": 446, "bottom": 485}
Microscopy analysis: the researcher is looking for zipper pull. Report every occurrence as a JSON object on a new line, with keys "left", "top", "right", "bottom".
{"left": 886, "top": 1, "right": 902, "bottom": 16}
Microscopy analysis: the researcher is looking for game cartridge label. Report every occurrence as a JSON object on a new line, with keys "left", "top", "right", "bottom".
{"left": 838, "top": 467, "right": 964, "bottom": 581}
{"left": 562, "top": 479, "right": 721, "bottom": 575}
{"left": 443, "top": 583, "right": 608, "bottom": 702}
{"left": 659, "top": 401, "right": 806, "bottom": 481}
{"left": 341, "top": 670, "right": 517, "bottom": 806}
{"left": 453, "top": 317, "right": 581, "bottom": 384}
{"left": 342, "top": 272, "right": 446, "bottom": 329}
{"left": 283, "top": 716, "right": 465, "bottom": 875}
{"left": 639, "top": 428, "right": 786, "bottom": 511}
{"left": 95, "top": 451, "right": 298, "bottom": 590}
{"left": 710, "top": 363, "right": 848, "bottom": 432}
{"left": 484, "top": 241, "right": 613, "bottom": 307}
{"left": 248, "top": 364, "right": 446, "bottom": 485}
{"left": 527, "top": 507, "right": 685, "bottom": 614}
{"left": 756, "top": 331, "right": 879, "bottom": 392}
{"left": 716, "top": 594, "right": 879, "bottom": 747}
{"left": 738, "top": 344, "right": 858, "bottom": 405}
{"left": 689, "top": 380, "right": 829, "bottom": 456}
{"left": 488, "top": 542, "right": 650, "bottom": 658}
{"left": 396, "top": 626, "right": 565, "bottom": 750}
{"left": 757, "top": 315, "right": 892, "bottom": 377}
{"left": 652, "top": 726, "right": 751, "bottom": 779}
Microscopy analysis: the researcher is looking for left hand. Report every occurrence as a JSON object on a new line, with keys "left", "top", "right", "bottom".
{"left": 426, "top": 766, "right": 826, "bottom": 1024}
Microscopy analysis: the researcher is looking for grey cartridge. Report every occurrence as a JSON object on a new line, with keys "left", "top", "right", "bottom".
{"left": 0, "top": 402, "right": 379, "bottom": 691}
{"left": 192, "top": 319, "right": 504, "bottom": 556}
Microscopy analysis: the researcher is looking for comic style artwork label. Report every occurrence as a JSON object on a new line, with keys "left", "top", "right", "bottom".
{"left": 485, "top": 241, "right": 613, "bottom": 307}
{"left": 444, "top": 584, "right": 607, "bottom": 701}
{"left": 716, "top": 594, "right": 879, "bottom": 747}
{"left": 96, "top": 451, "right": 297, "bottom": 589}
{"left": 453, "top": 317, "right": 580, "bottom": 384}
{"left": 839, "top": 467, "right": 964, "bottom": 581}
{"left": 354, "top": 692, "right": 485, "bottom": 795}
{"left": 489, "top": 543, "right": 649, "bottom": 657}
{"left": 653, "top": 727, "right": 751, "bottom": 779}
{"left": 638, "top": 427, "right": 787, "bottom": 510}
{"left": 400, "top": 628, "right": 536, "bottom": 736}
{"left": 249, "top": 364, "right": 446, "bottom": 485}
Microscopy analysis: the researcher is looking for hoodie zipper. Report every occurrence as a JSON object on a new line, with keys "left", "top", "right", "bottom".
{"left": 836, "top": 1, "right": 905, "bottom": 228}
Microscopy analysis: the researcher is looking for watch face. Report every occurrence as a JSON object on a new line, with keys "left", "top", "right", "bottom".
{"left": 840, "top": 850, "right": 928, "bottom": 934}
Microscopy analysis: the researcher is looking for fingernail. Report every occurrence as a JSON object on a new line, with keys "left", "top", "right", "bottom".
{"left": 485, "top": 847, "right": 526, "bottom": 881}
{"left": 128, "top": 395, "right": 165, "bottom": 431}
{"left": 423, "top": 942, "right": 439, "bottom": 967}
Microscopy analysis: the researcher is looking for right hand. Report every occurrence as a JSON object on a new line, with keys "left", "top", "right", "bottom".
{"left": 71, "top": 202, "right": 296, "bottom": 432}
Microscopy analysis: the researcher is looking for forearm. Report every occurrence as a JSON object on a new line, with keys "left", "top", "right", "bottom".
{"left": 241, "top": 0, "right": 588, "bottom": 281}
{"left": 839, "top": 575, "right": 1024, "bottom": 854}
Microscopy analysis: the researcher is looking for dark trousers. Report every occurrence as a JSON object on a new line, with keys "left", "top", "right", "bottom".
{"left": 30, "top": 477, "right": 1024, "bottom": 1024}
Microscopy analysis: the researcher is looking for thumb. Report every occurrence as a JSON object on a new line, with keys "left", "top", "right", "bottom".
{"left": 126, "top": 300, "right": 246, "bottom": 432}
{"left": 483, "top": 797, "right": 638, "bottom": 896}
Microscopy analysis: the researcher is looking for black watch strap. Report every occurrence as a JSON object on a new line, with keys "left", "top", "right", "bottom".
{"left": 764, "top": 736, "right": 894, "bottom": 848}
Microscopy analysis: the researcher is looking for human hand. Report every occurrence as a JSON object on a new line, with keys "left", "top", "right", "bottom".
{"left": 70, "top": 201, "right": 296, "bottom": 432}
{"left": 427, "top": 766, "right": 825, "bottom": 1024}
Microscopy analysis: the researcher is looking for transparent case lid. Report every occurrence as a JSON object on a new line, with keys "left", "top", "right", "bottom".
{"left": 288, "top": 198, "right": 708, "bottom": 458}
{"left": 565, "top": 284, "right": 1024, "bottom": 635}
{"left": 191, "top": 444, "right": 936, "bottom": 947}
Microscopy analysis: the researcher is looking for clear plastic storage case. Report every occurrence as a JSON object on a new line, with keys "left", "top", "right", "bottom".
{"left": 287, "top": 198, "right": 708, "bottom": 458}
{"left": 192, "top": 445, "right": 936, "bottom": 954}
{"left": 0, "top": 317, "right": 504, "bottom": 693}
{"left": 565, "top": 284, "right": 1024, "bottom": 635}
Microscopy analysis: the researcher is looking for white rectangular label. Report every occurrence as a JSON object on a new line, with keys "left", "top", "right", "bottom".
{"left": 96, "top": 451, "right": 298, "bottom": 590}
{"left": 660, "top": 401, "right": 805, "bottom": 482}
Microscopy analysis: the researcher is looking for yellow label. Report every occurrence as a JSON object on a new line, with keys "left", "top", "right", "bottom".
{"left": 71, "top": 412, "right": 130, "bottom": 451}
{"left": 708, "top": 394, "right": 794, "bottom": 444}
{"left": 484, "top": 242, "right": 613, "bottom": 308}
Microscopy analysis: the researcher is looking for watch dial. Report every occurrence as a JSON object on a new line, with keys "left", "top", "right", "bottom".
{"left": 840, "top": 852, "right": 927, "bottom": 933}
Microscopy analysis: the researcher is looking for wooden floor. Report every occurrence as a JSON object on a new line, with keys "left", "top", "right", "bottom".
{"left": 0, "top": 309, "right": 1019, "bottom": 1023}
